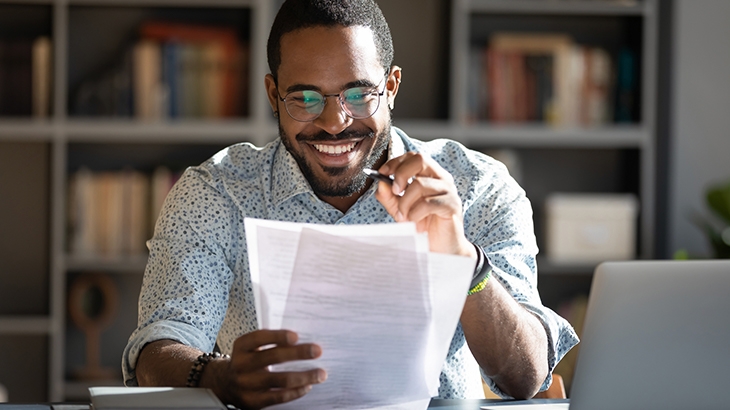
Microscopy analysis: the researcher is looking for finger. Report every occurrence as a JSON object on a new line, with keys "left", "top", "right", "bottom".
{"left": 386, "top": 153, "right": 451, "bottom": 197}
{"left": 233, "top": 329, "right": 297, "bottom": 353}
{"left": 406, "top": 193, "right": 462, "bottom": 224}
{"left": 375, "top": 177, "right": 401, "bottom": 220}
{"left": 236, "top": 368, "right": 327, "bottom": 390}
{"left": 396, "top": 177, "right": 450, "bottom": 220}
{"left": 236, "top": 343, "right": 322, "bottom": 371}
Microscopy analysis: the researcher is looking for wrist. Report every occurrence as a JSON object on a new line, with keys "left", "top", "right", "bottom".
{"left": 198, "top": 355, "right": 233, "bottom": 404}
{"left": 186, "top": 352, "right": 226, "bottom": 387}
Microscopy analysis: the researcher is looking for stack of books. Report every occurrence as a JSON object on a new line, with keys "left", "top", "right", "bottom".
{"left": 67, "top": 166, "right": 178, "bottom": 257}
{"left": 467, "top": 32, "right": 637, "bottom": 127}
{"left": 72, "top": 22, "right": 249, "bottom": 120}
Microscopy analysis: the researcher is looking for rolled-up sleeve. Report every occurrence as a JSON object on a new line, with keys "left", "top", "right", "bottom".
{"left": 122, "top": 166, "right": 239, "bottom": 385}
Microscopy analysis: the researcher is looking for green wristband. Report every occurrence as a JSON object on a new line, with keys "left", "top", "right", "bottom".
{"left": 468, "top": 243, "right": 492, "bottom": 295}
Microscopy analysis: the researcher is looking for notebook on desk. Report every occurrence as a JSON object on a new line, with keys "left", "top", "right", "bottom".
{"left": 568, "top": 260, "right": 730, "bottom": 410}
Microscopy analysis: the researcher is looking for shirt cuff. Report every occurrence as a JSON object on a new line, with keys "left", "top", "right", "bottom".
{"left": 122, "top": 320, "right": 215, "bottom": 386}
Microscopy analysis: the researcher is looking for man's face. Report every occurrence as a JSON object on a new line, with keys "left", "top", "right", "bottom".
{"left": 265, "top": 25, "right": 400, "bottom": 199}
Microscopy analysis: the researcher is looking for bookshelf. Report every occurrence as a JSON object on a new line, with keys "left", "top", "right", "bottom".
{"left": 0, "top": 0, "right": 658, "bottom": 401}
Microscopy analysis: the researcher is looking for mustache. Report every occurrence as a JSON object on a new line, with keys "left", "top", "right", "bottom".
{"left": 296, "top": 128, "right": 375, "bottom": 142}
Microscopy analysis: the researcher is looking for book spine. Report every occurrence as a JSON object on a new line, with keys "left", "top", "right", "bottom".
{"left": 32, "top": 36, "right": 52, "bottom": 118}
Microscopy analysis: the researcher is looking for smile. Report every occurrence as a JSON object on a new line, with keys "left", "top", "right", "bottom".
{"left": 312, "top": 142, "right": 358, "bottom": 155}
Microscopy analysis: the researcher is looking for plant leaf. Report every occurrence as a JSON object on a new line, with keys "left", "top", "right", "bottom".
{"left": 706, "top": 181, "right": 730, "bottom": 225}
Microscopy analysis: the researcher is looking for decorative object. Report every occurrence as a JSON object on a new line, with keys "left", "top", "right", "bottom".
{"left": 68, "top": 273, "right": 119, "bottom": 380}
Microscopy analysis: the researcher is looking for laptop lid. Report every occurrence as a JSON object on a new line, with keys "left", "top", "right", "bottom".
{"left": 569, "top": 260, "right": 730, "bottom": 410}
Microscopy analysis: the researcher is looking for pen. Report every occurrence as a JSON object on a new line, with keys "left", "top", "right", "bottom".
{"left": 363, "top": 168, "right": 394, "bottom": 184}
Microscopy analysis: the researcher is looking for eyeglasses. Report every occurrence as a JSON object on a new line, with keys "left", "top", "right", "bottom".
{"left": 277, "top": 72, "right": 389, "bottom": 122}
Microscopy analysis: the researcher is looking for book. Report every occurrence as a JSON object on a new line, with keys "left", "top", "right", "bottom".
{"left": 0, "top": 39, "right": 33, "bottom": 116}
{"left": 140, "top": 21, "right": 245, "bottom": 118}
{"left": 614, "top": 47, "right": 637, "bottom": 123}
{"left": 490, "top": 32, "right": 572, "bottom": 125}
{"left": 32, "top": 36, "right": 52, "bottom": 118}
{"left": 88, "top": 386, "right": 226, "bottom": 410}
{"left": 477, "top": 32, "right": 616, "bottom": 127}
{"left": 68, "top": 169, "right": 154, "bottom": 257}
{"left": 133, "top": 40, "right": 163, "bottom": 120}
{"left": 200, "top": 41, "right": 225, "bottom": 118}
{"left": 162, "top": 42, "right": 181, "bottom": 119}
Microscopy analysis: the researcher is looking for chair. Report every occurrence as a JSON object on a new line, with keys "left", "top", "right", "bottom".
{"left": 534, "top": 373, "right": 566, "bottom": 399}
{"left": 482, "top": 373, "right": 566, "bottom": 399}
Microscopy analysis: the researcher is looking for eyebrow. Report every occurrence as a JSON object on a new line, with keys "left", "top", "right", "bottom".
{"left": 284, "top": 78, "right": 379, "bottom": 94}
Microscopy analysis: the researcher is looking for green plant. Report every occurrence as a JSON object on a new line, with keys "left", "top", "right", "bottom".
{"left": 698, "top": 180, "right": 730, "bottom": 258}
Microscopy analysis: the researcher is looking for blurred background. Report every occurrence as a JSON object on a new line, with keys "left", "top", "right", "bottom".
{"left": 0, "top": 0, "right": 728, "bottom": 403}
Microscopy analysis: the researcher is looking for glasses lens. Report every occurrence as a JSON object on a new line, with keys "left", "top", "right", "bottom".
{"left": 285, "top": 90, "right": 324, "bottom": 121}
{"left": 341, "top": 87, "right": 380, "bottom": 119}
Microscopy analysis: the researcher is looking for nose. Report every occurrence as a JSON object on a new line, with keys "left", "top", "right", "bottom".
{"left": 313, "top": 95, "right": 352, "bottom": 135}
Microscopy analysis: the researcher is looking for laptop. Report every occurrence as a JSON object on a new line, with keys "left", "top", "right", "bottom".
{"left": 569, "top": 260, "right": 730, "bottom": 410}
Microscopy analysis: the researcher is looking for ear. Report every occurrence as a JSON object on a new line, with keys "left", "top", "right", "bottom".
{"left": 386, "top": 65, "right": 402, "bottom": 110}
{"left": 264, "top": 74, "right": 279, "bottom": 115}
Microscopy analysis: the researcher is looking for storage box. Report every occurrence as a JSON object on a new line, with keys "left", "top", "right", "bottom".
{"left": 545, "top": 193, "right": 639, "bottom": 263}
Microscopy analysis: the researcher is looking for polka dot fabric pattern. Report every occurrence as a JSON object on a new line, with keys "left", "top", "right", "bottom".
{"left": 122, "top": 127, "right": 578, "bottom": 399}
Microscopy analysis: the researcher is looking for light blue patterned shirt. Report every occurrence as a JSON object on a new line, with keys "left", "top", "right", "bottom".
{"left": 122, "top": 126, "right": 578, "bottom": 399}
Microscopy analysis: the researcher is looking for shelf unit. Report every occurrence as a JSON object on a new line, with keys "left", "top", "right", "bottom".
{"left": 0, "top": 0, "right": 658, "bottom": 402}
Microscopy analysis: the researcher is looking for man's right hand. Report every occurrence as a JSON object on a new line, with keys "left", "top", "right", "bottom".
{"left": 209, "top": 329, "right": 327, "bottom": 409}
{"left": 136, "top": 330, "right": 326, "bottom": 410}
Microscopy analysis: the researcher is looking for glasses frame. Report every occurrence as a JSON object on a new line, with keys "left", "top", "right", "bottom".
{"left": 276, "top": 70, "right": 390, "bottom": 122}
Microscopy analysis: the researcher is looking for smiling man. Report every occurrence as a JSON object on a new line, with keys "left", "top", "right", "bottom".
{"left": 123, "top": 1, "right": 578, "bottom": 409}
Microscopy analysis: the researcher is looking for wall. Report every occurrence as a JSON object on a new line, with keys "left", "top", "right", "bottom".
{"left": 668, "top": 0, "right": 730, "bottom": 257}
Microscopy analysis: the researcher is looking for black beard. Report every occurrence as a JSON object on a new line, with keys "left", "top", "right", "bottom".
{"left": 279, "top": 121, "right": 391, "bottom": 198}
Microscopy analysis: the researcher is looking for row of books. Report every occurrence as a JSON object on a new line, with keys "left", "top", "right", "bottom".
{"left": 73, "top": 22, "right": 249, "bottom": 119}
{"left": 467, "top": 33, "right": 638, "bottom": 126}
{"left": 0, "top": 36, "right": 52, "bottom": 117}
{"left": 67, "top": 167, "right": 179, "bottom": 257}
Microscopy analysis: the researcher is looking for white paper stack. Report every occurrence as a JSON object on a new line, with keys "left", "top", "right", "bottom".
{"left": 244, "top": 218, "right": 475, "bottom": 410}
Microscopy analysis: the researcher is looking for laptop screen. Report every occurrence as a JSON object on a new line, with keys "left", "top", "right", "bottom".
{"left": 569, "top": 260, "right": 730, "bottom": 410}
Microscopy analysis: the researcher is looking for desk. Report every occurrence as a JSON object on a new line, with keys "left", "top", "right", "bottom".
{"left": 0, "top": 399, "right": 569, "bottom": 409}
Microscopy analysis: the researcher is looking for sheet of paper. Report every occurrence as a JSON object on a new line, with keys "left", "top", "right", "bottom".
{"left": 244, "top": 218, "right": 474, "bottom": 410}
{"left": 481, "top": 404, "right": 569, "bottom": 410}
{"left": 245, "top": 219, "right": 428, "bottom": 329}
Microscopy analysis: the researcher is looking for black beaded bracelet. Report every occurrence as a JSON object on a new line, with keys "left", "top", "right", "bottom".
{"left": 186, "top": 352, "right": 229, "bottom": 387}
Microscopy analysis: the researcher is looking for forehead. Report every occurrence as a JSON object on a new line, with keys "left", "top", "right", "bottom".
{"left": 277, "top": 25, "right": 383, "bottom": 88}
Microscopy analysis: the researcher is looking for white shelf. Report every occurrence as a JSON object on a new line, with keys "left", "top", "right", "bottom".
{"left": 67, "top": 0, "right": 256, "bottom": 7}
{"left": 468, "top": 0, "right": 649, "bottom": 16}
{"left": 0, "top": 316, "right": 52, "bottom": 335}
{"left": 0, "top": 120, "right": 55, "bottom": 141}
{"left": 65, "top": 254, "right": 149, "bottom": 274}
{"left": 63, "top": 119, "right": 277, "bottom": 146}
{"left": 396, "top": 120, "right": 649, "bottom": 148}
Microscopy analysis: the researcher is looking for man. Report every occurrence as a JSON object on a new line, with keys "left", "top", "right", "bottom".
{"left": 123, "top": 0, "right": 578, "bottom": 408}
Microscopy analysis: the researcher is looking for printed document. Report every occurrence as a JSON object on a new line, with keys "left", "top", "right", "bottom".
{"left": 244, "top": 218, "right": 475, "bottom": 410}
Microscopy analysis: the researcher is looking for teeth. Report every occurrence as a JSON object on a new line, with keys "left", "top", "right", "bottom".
{"left": 313, "top": 142, "right": 357, "bottom": 154}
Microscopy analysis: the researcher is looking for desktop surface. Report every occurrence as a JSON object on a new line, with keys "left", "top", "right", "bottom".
{"left": 0, "top": 398, "right": 569, "bottom": 410}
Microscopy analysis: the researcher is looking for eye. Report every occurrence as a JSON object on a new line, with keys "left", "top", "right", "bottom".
{"left": 343, "top": 87, "right": 371, "bottom": 103}
{"left": 291, "top": 91, "right": 323, "bottom": 106}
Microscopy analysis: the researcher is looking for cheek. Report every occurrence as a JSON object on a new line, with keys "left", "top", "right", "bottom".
{"left": 279, "top": 118, "right": 307, "bottom": 141}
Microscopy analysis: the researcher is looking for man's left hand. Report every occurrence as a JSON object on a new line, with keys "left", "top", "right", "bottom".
{"left": 374, "top": 152, "right": 476, "bottom": 259}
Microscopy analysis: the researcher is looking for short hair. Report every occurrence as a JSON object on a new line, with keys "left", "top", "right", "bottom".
{"left": 267, "top": 0, "right": 394, "bottom": 81}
